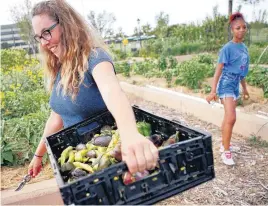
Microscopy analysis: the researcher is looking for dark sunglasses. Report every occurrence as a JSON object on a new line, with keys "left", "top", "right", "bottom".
{"left": 34, "top": 22, "right": 59, "bottom": 43}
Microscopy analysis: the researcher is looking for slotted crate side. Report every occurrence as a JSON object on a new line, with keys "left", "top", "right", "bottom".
{"left": 45, "top": 105, "right": 214, "bottom": 205}
{"left": 56, "top": 136, "right": 214, "bottom": 205}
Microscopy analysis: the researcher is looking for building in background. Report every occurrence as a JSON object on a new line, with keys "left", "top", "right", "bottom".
{"left": 1, "top": 24, "right": 29, "bottom": 50}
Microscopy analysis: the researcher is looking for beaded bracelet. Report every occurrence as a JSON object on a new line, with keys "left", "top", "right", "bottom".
{"left": 34, "top": 154, "right": 43, "bottom": 158}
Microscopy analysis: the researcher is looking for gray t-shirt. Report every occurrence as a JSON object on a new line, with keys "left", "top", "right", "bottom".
{"left": 49, "top": 48, "right": 114, "bottom": 128}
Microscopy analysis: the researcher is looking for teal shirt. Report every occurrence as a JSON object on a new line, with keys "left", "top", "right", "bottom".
{"left": 218, "top": 41, "right": 249, "bottom": 78}
{"left": 49, "top": 48, "right": 114, "bottom": 128}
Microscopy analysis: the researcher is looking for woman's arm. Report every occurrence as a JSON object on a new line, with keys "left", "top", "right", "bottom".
{"left": 34, "top": 111, "right": 63, "bottom": 157}
{"left": 92, "top": 62, "right": 158, "bottom": 173}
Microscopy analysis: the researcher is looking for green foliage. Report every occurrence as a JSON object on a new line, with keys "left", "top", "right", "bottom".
{"left": 1, "top": 109, "right": 50, "bottom": 165}
{"left": 1, "top": 49, "right": 50, "bottom": 166}
{"left": 168, "top": 56, "right": 178, "bottom": 69}
{"left": 122, "top": 62, "right": 131, "bottom": 77}
{"left": 202, "top": 84, "right": 212, "bottom": 94}
{"left": 111, "top": 49, "right": 127, "bottom": 61}
{"left": 196, "top": 53, "right": 215, "bottom": 65}
{"left": 2, "top": 89, "right": 49, "bottom": 120}
{"left": 248, "top": 45, "right": 268, "bottom": 64}
{"left": 246, "top": 66, "right": 268, "bottom": 98}
{"left": 158, "top": 56, "right": 167, "bottom": 71}
{"left": 133, "top": 59, "right": 156, "bottom": 75}
{"left": 249, "top": 134, "right": 268, "bottom": 148}
{"left": 163, "top": 70, "right": 173, "bottom": 87}
{"left": 175, "top": 60, "right": 209, "bottom": 89}
{"left": 1, "top": 49, "right": 39, "bottom": 71}
{"left": 114, "top": 62, "right": 124, "bottom": 74}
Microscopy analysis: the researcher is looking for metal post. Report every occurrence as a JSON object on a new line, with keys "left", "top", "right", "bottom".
{"left": 137, "top": 18, "right": 142, "bottom": 48}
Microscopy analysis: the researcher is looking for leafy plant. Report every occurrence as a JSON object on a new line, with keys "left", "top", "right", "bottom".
{"left": 163, "top": 70, "right": 173, "bottom": 87}
{"left": 1, "top": 109, "right": 50, "bottom": 165}
{"left": 246, "top": 66, "right": 268, "bottom": 98}
{"left": 175, "top": 60, "right": 209, "bottom": 89}
{"left": 168, "top": 56, "right": 177, "bottom": 69}
{"left": 158, "top": 56, "right": 167, "bottom": 71}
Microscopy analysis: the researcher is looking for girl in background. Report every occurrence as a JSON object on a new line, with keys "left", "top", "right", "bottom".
{"left": 206, "top": 12, "right": 250, "bottom": 165}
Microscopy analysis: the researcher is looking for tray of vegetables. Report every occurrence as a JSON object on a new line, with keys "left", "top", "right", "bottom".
{"left": 45, "top": 105, "right": 214, "bottom": 205}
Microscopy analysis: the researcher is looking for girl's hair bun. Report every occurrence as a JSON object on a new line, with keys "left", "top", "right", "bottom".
{"left": 229, "top": 12, "right": 244, "bottom": 24}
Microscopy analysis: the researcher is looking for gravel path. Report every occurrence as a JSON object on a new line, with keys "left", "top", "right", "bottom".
{"left": 127, "top": 94, "right": 268, "bottom": 205}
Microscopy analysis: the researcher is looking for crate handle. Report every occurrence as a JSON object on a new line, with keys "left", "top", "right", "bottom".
{"left": 186, "top": 151, "right": 194, "bottom": 161}
{"left": 76, "top": 122, "right": 100, "bottom": 136}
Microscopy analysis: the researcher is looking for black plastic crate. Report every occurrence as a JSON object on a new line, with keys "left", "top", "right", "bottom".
{"left": 45, "top": 105, "right": 214, "bottom": 205}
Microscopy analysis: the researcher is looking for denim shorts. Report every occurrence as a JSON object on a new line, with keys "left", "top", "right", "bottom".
{"left": 217, "top": 72, "right": 242, "bottom": 100}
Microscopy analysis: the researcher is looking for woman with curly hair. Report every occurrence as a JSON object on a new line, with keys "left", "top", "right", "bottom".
{"left": 28, "top": 0, "right": 158, "bottom": 177}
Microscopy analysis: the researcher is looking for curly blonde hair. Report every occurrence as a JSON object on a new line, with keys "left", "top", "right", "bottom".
{"left": 32, "top": 0, "right": 111, "bottom": 100}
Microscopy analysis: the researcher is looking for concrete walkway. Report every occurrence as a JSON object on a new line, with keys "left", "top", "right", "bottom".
{"left": 120, "top": 82, "right": 268, "bottom": 141}
{"left": 1, "top": 178, "right": 63, "bottom": 205}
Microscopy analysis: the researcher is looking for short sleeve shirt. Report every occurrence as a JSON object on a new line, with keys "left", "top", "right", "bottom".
{"left": 218, "top": 41, "right": 249, "bottom": 78}
{"left": 49, "top": 48, "right": 114, "bottom": 128}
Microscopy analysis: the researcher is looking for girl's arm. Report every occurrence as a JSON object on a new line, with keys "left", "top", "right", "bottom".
{"left": 206, "top": 63, "right": 224, "bottom": 103}
{"left": 240, "top": 78, "right": 249, "bottom": 98}
{"left": 211, "top": 63, "right": 224, "bottom": 93}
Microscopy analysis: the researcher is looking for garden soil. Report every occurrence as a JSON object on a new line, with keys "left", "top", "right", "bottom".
{"left": 1, "top": 95, "right": 268, "bottom": 205}
{"left": 117, "top": 74, "right": 268, "bottom": 114}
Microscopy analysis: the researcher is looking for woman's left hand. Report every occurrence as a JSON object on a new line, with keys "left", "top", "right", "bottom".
{"left": 121, "top": 132, "right": 159, "bottom": 174}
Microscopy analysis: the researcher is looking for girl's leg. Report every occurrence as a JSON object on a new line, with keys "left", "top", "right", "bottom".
{"left": 221, "top": 97, "right": 237, "bottom": 151}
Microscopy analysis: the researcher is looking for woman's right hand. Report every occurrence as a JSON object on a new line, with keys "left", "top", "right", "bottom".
{"left": 206, "top": 92, "right": 217, "bottom": 104}
{"left": 28, "top": 156, "right": 43, "bottom": 178}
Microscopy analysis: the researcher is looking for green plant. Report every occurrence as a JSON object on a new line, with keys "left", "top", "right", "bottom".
{"left": 248, "top": 134, "right": 268, "bottom": 148}
{"left": 248, "top": 45, "right": 268, "bottom": 64}
{"left": 168, "top": 56, "right": 177, "bottom": 69}
{"left": 1, "top": 109, "right": 50, "bottom": 165}
{"left": 202, "top": 84, "right": 212, "bottom": 94}
{"left": 163, "top": 70, "right": 173, "bottom": 87}
{"left": 1, "top": 89, "right": 49, "bottom": 120}
{"left": 122, "top": 62, "right": 131, "bottom": 77}
{"left": 196, "top": 53, "right": 215, "bottom": 65}
{"left": 246, "top": 66, "right": 268, "bottom": 98}
{"left": 158, "top": 56, "right": 167, "bottom": 71}
{"left": 1, "top": 49, "right": 39, "bottom": 72}
{"left": 175, "top": 60, "right": 208, "bottom": 89}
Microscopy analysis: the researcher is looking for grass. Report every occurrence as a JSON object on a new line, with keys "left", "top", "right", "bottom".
{"left": 248, "top": 134, "right": 268, "bottom": 148}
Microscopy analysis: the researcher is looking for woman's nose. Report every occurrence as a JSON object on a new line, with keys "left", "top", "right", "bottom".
{"left": 40, "top": 38, "right": 49, "bottom": 46}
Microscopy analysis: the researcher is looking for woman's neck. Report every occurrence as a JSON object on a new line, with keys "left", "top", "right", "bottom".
{"left": 232, "top": 37, "right": 243, "bottom": 43}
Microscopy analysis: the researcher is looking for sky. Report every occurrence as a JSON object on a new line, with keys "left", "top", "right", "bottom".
{"left": 0, "top": 0, "right": 267, "bottom": 35}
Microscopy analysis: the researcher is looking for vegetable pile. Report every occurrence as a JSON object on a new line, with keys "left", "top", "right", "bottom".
{"left": 58, "top": 122, "right": 179, "bottom": 184}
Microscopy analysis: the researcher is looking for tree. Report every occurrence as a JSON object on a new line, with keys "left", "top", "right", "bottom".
{"left": 114, "top": 27, "right": 126, "bottom": 38}
{"left": 133, "top": 27, "right": 139, "bottom": 36}
{"left": 141, "top": 23, "right": 152, "bottom": 36}
{"left": 1, "top": 42, "right": 11, "bottom": 49}
{"left": 153, "top": 12, "right": 169, "bottom": 38}
{"left": 87, "top": 10, "right": 116, "bottom": 38}
{"left": 229, "top": 0, "right": 265, "bottom": 15}
{"left": 9, "top": 0, "right": 37, "bottom": 56}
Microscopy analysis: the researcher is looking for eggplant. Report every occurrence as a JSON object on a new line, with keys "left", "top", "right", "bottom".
{"left": 148, "top": 134, "right": 163, "bottom": 147}
{"left": 86, "top": 150, "right": 97, "bottom": 158}
{"left": 61, "top": 162, "right": 75, "bottom": 173}
{"left": 76, "top": 143, "right": 87, "bottom": 151}
{"left": 92, "top": 135, "right": 112, "bottom": 147}
{"left": 71, "top": 168, "right": 87, "bottom": 178}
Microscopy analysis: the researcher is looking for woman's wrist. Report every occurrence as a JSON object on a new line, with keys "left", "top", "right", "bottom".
{"left": 34, "top": 154, "right": 43, "bottom": 158}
